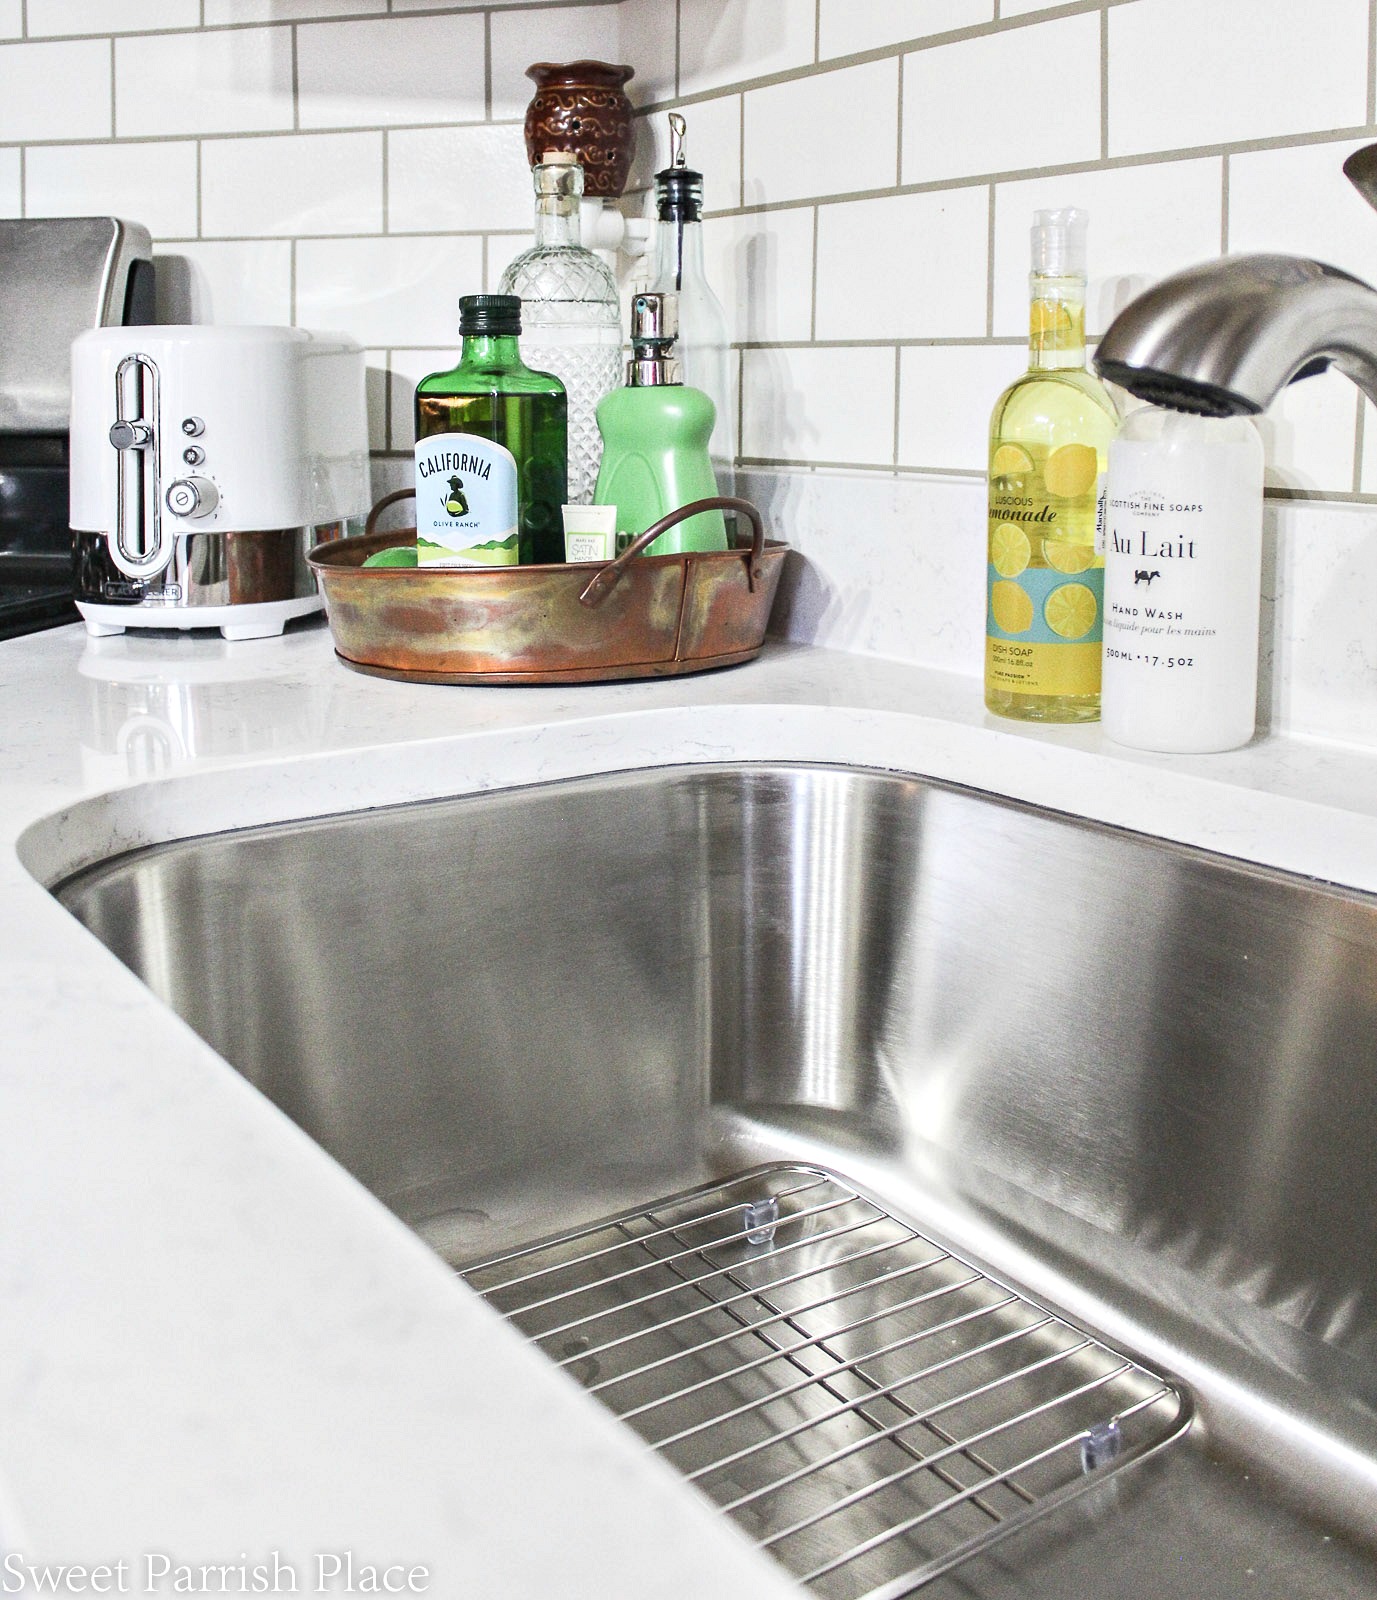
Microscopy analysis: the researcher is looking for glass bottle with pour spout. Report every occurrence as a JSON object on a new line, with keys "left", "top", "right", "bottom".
{"left": 985, "top": 208, "right": 1119, "bottom": 722}
{"left": 649, "top": 113, "right": 735, "bottom": 497}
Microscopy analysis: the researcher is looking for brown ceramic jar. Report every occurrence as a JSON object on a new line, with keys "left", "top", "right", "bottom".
{"left": 523, "top": 61, "right": 636, "bottom": 198}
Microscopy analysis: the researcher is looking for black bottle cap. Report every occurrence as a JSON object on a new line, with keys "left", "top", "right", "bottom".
{"left": 655, "top": 166, "right": 704, "bottom": 223}
{"left": 459, "top": 293, "right": 522, "bottom": 335}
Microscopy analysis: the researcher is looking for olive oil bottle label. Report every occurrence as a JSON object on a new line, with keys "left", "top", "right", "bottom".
{"left": 414, "top": 432, "right": 518, "bottom": 566}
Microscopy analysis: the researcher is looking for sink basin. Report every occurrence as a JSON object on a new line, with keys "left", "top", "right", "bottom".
{"left": 54, "top": 764, "right": 1377, "bottom": 1596}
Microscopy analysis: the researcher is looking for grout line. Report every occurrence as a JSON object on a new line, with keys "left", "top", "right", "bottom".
{"left": 985, "top": 182, "right": 996, "bottom": 338}
{"left": 891, "top": 346, "right": 901, "bottom": 467}
{"left": 481, "top": 233, "right": 489, "bottom": 293}
{"left": 674, "top": 0, "right": 681, "bottom": 100}
{"left": 814, "top": 0, "right": 820, "bottom": 63}
{"left": 894, "top": 52, "right": 904, "bottom": 186}
{"left": 290, "top": 238, "right": 297, "bottom": 328}
{"left": 1370, "top": 0, "right": 1376, "bottom": 126}
{"left": 19, "top": 0, "right": 25, "bottom": 38}
{"left": 382, "top": 128, "right": 390, "bottom": 233}
{"left": 992, "top": 0, "right": 1000, "bottom": 17}
{"left": 291, "top": 26, "right": 300, "bottom": 133}
{"left": 195, "top": 141, "right": 202, "bottom": 238}
{"left": 384, "top": 346, "right": 393, "bottom": 452}
{"left": 108, "top": 37, "right": 115, "bottom": 139}
{"left": 737, "top": 91, "right": 744, "bottom": 207}
{"left": 1354, "top": 393, "right": 1366, "bottom": 495}
{"left": 484, "top": 11, "right": 492, "bottom": 122}
{"left": 808, "top": 206, "right": 819, "bottom": 341}
{"left": 1098, "top": 4, "right": 1108, "bottom": 160}
{"left": 1219, "top": 154, "right": 1229, "bottom": 255}
{"left": 16, "top": 145, "right": 23, "bottom": 217}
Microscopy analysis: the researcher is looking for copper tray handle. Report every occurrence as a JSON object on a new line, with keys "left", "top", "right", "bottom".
{"left": 365, "top": 487, "right": 417, "bottom": 536}
{"left": 579, "top": 497, "right": 766, "bottom": 609}
{"left": 359, "top": 488, "right": 767, "bottom": 610}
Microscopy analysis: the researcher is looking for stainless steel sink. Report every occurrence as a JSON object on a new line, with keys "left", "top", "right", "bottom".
{"left": 54, "top": 764, "right": 1377, "bottom": 1597}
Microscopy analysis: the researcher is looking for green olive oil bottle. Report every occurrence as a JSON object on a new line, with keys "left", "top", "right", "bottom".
{"left": 985, "top": 210, "right": 1119, "bottom": 721}
{"left": 414, "top": 294, "right": 567, "bottom": 566}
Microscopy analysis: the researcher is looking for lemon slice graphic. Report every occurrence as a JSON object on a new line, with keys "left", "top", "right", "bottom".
{"left": 990, "top": 443, "right": 1033, "bottom": 480}
{"left": 1043, "top": 538, "right": 1095, "bottom": 574}
{"left": 991, "top": 580, "right": 1034, "bottom": 634}
{"left": 990, "top": 522, "right": 1032, "bottom": 577}
{"left": 1044, "top": 582, "right": 1098, "bottom": 639}
{"left": 1044, "top": 443, "right": 1098, "bottom": 498}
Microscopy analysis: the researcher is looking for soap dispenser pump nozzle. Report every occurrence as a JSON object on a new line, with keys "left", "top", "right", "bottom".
{"left": 627, "top": 292, "right": 683, "bottom": 386}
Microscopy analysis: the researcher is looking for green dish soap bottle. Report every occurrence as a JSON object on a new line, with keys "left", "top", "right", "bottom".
{"left": 414, "top": 293, "right": 567, "bottom": 566}
{"left": 593, "top": 291, "right": 727, "bottom": 557}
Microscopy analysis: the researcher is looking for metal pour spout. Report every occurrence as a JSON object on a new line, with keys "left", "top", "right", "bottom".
{"left": 1094, "top": 143, "right": 1377, "bottom": 416}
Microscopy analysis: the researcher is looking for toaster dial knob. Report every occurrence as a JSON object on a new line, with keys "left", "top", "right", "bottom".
{"left": 166, "top": 476, "right": 219, "bottom": 518}
{"left": 181, "top": 416, "right": 205, "bottom": 437}
{"left": 109, "top": 420, "right": 153, "bottom": 451}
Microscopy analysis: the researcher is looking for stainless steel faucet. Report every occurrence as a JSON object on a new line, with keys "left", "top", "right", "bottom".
{"left": 1094, "top": 143, "right": 1377, "bottom": 415}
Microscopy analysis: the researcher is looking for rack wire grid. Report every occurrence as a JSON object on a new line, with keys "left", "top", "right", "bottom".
{"left": 461, "top": 1165, "right": 1192, "bottom": 1599}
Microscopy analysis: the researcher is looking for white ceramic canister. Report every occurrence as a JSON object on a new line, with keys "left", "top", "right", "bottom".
{"left": 1101, "top": 406, "right": 1264, "bottom": 753}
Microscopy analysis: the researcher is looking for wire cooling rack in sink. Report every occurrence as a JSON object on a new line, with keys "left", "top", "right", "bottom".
{"left": 461, "top": 1165, "right": 1192, "bottom": 1599}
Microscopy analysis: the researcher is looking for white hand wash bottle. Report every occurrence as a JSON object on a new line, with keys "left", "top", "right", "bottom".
{"left": 1101, "top": 406, "right": 1264, "bottom": 753}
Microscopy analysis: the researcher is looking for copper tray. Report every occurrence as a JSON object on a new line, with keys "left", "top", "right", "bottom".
{"left": 308, "top": 493, "right": 787, "bottom": 685}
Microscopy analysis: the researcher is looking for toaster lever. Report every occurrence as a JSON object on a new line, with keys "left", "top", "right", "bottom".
{"left": 109, "top": 420, "right": 152, "bottom": 451}
{"left": 109, "top": 351, "right": 175, "bottom": 581}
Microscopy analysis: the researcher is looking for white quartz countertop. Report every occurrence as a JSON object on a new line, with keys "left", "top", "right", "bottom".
{"left": 2, "top": 617, "right": 1375, "bottom": 1594}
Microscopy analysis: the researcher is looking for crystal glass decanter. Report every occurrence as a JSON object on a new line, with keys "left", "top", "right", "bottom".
{"left": 500, "top": 152, "right": 623, "bottom": 505}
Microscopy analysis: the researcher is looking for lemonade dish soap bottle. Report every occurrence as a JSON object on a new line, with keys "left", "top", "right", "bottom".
{"left": 414, "top": 294, "right": 567, "bottom": 566}
{"left": 593, "top": 291, "right": 727, "bottom": 557}
{"left": 986, "top": 208, "right": 1119, "bottom": 721}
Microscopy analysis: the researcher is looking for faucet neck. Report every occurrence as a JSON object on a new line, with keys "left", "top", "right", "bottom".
{"left": 1028, "top": 272, "right": 1087, "bottom": 372}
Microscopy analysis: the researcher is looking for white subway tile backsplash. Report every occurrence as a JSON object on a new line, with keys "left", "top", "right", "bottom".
{"left": 491, "top": 6, "right": 624, "bottom": 120}
{"left": 27, "top": 0, "right": 199, "bottom": 33}
{"left": 155, "top": 240, "right": 293, "bottom": 326}
{"left": 616, "top": 0, "right": 678, "bottom": 107}
{"left": 202, "top": 133, "right": 383, "bottom": 239}
{"left": 384, "top": 347, "right": 456, "bottom": 449}
{"left": 0, "top": 148, "right": 20, "bottom": 215}
{"left": 702, "top": 207, "right": 814, "bottom": 344}
{"left": 205, "top": 1, "right": 386, "bottom": 20}
{"left": 742, "top": 345, "right": 895, "bottom": 466}
{"left": 743, "top": 59, "right": 899, "bottom": 205}
{"left": 818, "top": 0, "right": 991, "bottom": 60}
{"left": 635, "top": 99, "right": 741, "bottom": 210}
{"left": 902, "top": 13, "right": 1100, "bottom": 185}
{"left": 116, "top": 29, "right": 293, "bottom": 138}
{"left": 1257, "top": 369, "right": 1360, "bottom": 497}
{"left": 898, "top": 344, "right": 1024, "bottom": 472}
{"left": 991, "top": 158, "right": 1222, "bottom": 337}
{"left": 0, "top": 39, "right": 109, "bottom": 142}
{"left": 364, "top": 351, "right": 388, "bottom": 454}
{"left": 1228, "top": 139, "right": 1377, "bottom": 281}
{"left": 678, "top": 0, "right": 817, "bottom": 97}
{"left": 388, "top": 124, "right": 533, "bottom": 235}
{"left": 297, "top": 13, "right": 486, "bottom": 131}
{"left": 296, "top": 235, "right": 482, "bottom": 346}
{"left": 485, "top": 235, "right": 534, "bottom": 291}
{"left": 1108, "top": 0, "right": 1369, "bottom": 158}
{"left": 25, "top": 141, "right": 198, "bottom": 241}
{"left": 0, "top": 1, "right": 20, "bottom": 38}
{"left": 815, "top": 187, "right": 988, "bottom": 341}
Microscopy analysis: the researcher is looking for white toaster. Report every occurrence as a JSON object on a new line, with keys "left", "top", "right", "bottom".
{"left": 70, "top": 325, "right": 370, "bottom": 640}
